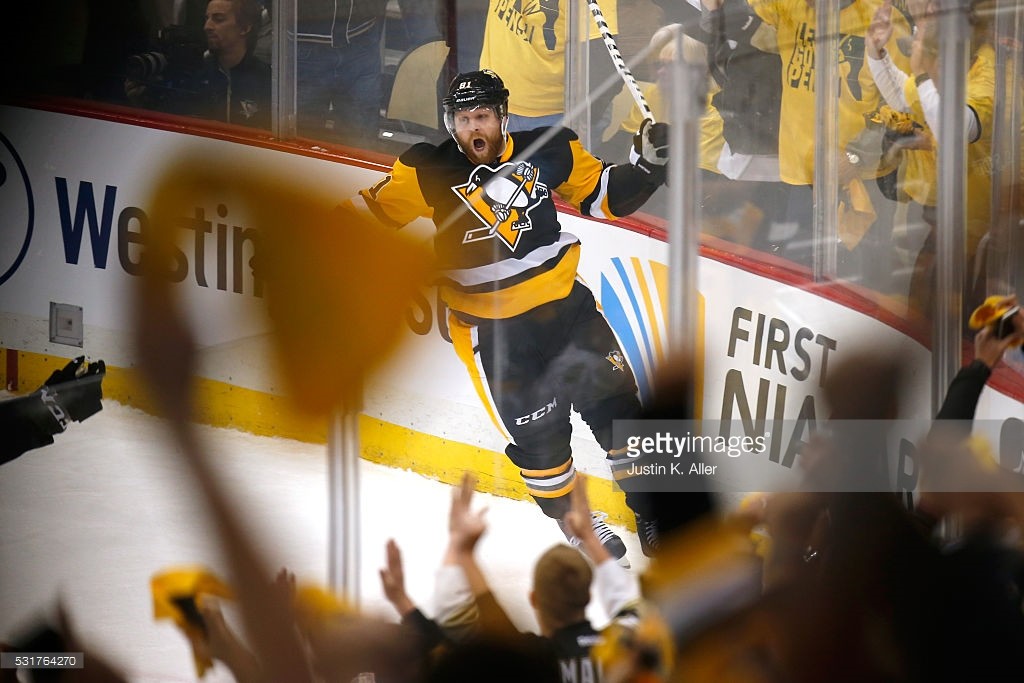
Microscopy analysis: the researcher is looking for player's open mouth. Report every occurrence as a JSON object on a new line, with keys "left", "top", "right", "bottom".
{"left": 473, "top": 139, "right": 486, "bottom": 152}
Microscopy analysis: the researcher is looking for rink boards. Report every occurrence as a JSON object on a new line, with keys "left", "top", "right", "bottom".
{"left": 2, "top": 105, "right": 1023, "bottom": 526}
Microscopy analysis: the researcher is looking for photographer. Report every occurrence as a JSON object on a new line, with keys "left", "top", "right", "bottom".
{"left": 126, "top": 0, "right": 270, "bottom": 129}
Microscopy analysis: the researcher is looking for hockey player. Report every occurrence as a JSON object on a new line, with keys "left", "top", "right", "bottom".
{"left": 0, "top": 356, "right": 105, "bottom": 466}
{"left": 338, "top": 70, "right": 669, "bottom": 564}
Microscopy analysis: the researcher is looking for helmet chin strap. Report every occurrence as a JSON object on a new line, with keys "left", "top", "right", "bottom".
{"left": 497, "top": 116, "right": 509, "bottom": 157}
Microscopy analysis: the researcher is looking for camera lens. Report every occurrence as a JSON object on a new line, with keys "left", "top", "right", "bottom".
{"left": 126, "top": 52, "right": 168, "bottom": 81}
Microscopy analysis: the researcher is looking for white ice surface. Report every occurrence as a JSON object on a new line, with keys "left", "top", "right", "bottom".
{"left": 0, "top": 399, "right": 643, "bottom": 682}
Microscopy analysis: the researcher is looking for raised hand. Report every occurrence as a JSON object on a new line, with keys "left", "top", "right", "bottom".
{"left": 378, "top": 539, "right": 416, "bottom": 616}
{"left": 448, "top": 472, "right": 488, "bottom": 556}
{"left": 867, "top": 0, "right": 894, "bottom": 59}
{"left": 974, "top": 305, "right": 1024, "bottom": 369}
{"left": 910, "top": 4, "right": 938, "bottom": 80}
{"left": 195, "top": 598, "right": 260, "bottom": 682}
{"left": 563, "top": 473, "right": 613, "bottom": 563}
{"left": 563, "top": 472, "right": 594, "bottom": 541}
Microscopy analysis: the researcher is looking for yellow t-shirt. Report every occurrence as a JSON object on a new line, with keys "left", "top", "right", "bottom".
{"left": 898, "top": 76, "right": 937, "bottom": 208}
{"left": 479, "top": 0, "right": 618, "bottom": 117}
{"left": 622, "top": 83, "right": 725, "bottom": 175}
{"left": 749, "top": 0, "right": 908, "bottom": 186}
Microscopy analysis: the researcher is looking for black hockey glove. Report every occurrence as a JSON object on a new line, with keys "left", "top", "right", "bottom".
{"left": 42, "top": 356, "right": 106, "bottom": 423}
{"left": 629, "top": 119, "right": 670, "bottom": 186}
{"left": 0, "top": 357, "right": 105, "bottom": 465}
{"left": 43, "top": 355, "right": 88, "bottom": 385}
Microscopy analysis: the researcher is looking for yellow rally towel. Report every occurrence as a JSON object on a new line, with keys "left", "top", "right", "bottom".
{"left": 737, "top": 492, "right": 772, "bottom": 560}
{"left": 838, "top": 178, "right": 877, "bottom": 250}
{"left": 292, "top": 583, "right": 353, "bottom": 633}
{"left": 592, "top": 607, "right": 676, "bottom": 683}
{"left": 969, "top": 294, "right": 1017, "bottom": 329}
{"left": 966, "top": 434, "right": 999, "bottom": 474}
{"left": 969, "top": 295, "right": 1022, "bottom": 348}
{"left": 151, "top": 567, "right": 235, "bottom": 677}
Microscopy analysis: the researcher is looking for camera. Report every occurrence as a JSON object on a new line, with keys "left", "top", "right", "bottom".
{"left": 126, "top": 24, "right": 207, "bottom": 82}
{"left": 126, "top": 51, "right": 169, "bottom": 81}
{"left": 995, "top": 306, "right": 1020, "bottom": 339}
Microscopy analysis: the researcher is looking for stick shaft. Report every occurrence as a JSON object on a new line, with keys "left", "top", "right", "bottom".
{"left": 588, "top": 0, "right": 655, "bottom": 123}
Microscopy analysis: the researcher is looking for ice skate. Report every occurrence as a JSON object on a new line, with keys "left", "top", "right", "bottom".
{"left": 558, "top": 512, "right": 630, "bottom": 568}
{"left": 635, "top": 513, "right": 660, "bottom": 558}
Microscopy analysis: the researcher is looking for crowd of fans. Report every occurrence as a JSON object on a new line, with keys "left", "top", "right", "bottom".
{"left": 1, "top": 2, "right": 1022, "bottom": 678}
{"left": 8, "top": 0, "right": 1009, "bottom": 412}
{"left": 7, "top": 0, "right": 1016, "bottom": 322}
{"left": 4, "top": 296, "right": 1024, "bottom": 682}
{"left": 605, "top": 0, "right": 1012, "bottom": 320}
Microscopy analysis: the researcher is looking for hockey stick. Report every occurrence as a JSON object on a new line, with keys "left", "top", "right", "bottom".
{"left": 587, "top": 0, "right": 656, "bottom": 123}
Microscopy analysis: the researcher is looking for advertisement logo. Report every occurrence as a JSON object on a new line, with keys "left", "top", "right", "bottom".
{"left": 0, "top": 132, "right": 34, "bottom": 287}
{"left": 601, "top": 257, "right": 670, "bottom": 403}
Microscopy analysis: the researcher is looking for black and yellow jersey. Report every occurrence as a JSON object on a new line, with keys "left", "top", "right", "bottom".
{"left": 340, "top": 127, "right": 659, "bottom": 320}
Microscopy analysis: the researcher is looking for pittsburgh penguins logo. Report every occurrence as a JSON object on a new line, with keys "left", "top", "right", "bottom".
{"left": 454, "top": 161, "right": 548, "bottom": 251}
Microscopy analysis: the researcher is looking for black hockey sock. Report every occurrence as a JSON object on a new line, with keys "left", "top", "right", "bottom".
{"left": 532, "top": 493, "right": 571, "bottom": 520}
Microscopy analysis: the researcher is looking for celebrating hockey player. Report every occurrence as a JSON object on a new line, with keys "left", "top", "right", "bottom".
{"left": 0, "top": 356, "right": 105, "bottom": 466}
{"left": 338, "top": 70, "right": 669, "bottom": 565}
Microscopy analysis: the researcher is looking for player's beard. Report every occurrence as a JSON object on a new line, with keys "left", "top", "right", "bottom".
{"left": 459, "top": 129, "right": 504, "bottom": 165}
